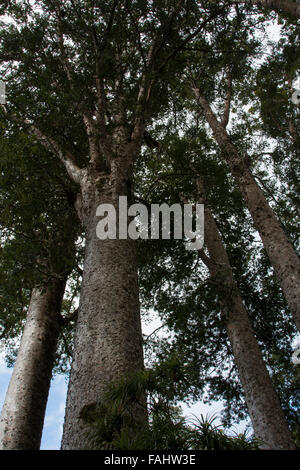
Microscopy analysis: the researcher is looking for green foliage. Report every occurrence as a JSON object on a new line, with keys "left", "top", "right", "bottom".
{"left": 135, "top": 117, "right": 299, "bottom": 430}
{"left": 82, "top": 367, "right": 259, "bottom": 450}
{"left": 0, "top": 121, "right": 82, "bottom": 369}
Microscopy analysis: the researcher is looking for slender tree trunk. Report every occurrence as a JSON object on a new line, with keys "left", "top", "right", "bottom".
{"left": 197, "top": 181, "right": 296, "bottom": 449}
{"left": 234, "top": 0, "right": 300, "bottom": 19}
{"left": 193, "top": 90, "right": 300, "bottom": 332}
{"left": 0, "top": 277, "right": 66, "bottom": 450}
{"left": 61, "top": 167, "right": 146, "bottom": 450}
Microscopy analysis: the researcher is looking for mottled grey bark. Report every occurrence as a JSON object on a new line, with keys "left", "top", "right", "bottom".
{"left": 0, "top": 277, "right": 66, "bottom": 450}
{"left": 234, "top": 0, "right": 300, "bottom": 19}
{"left": 193, "top": 90, "right": 300, "bottom": 332}
{"left": 61, "top": 167, "right": 146, "bottom": 450}
{"left": 198, "top": 181, "right": 295, "bottom": 449}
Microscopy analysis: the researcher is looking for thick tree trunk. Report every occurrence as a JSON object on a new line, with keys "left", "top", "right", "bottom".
{"left": 234, "top": 0, "right": 300, "bottom": 19}
{"left": 194, "top": 92, "right": 300, "bottom": 332}
{"left": 0, "top": 278, "right": 66, "bottom": 450}
{"left": 199, "top": 187, "right": 296, "bottom": 449}
{"left": 61, "top": 168, "right": 146, "bottom": 450}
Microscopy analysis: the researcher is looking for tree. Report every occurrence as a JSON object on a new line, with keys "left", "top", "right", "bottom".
{"left": 180, "top": 12, "right": 300, "bottom": 330}
{"left": 1, "top": 0, "right": 230, "bottom": 448}
{"left": 195, "top": 178, "right": 295, "bottom": 449}
{"left": 0, "top": 121, "right": 79, "bottom": 449}
{"left": 191, "top": 88, "right": 300, "bottom": 331}
{"left": 133, "top": 125, "right": 298, "bottom": 447}
{"left": 0, "top": 278, "right": 67, "bottom": 450}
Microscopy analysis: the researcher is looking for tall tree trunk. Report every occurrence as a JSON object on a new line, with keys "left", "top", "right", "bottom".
{"left": 193, "top": 90, "right": 300, "bottom": 332}
{"left": 197, "top": 180, "right": 296, "bottom": 449}
{"left": 0, "top": 277, "right": 66, "bottom": 450}
{"left": 61, "top": 167, "right": 146, "bottom": 450}
{"left": 234, "top": 0, "right": 300, "bottom": 19}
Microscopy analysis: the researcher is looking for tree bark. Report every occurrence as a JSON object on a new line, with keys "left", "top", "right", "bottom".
{"left": 198, "top": 182, "right": 296, "bottom": 449}
{"left": 193, "top": 90, "right": 300, "bottom": 332}
{"left": 234, "top": 0, "right": 300, "bottom": 19}
{"left": 0, "top": 277, "right": 66, "bottom": 450}
{"left": 61, "top": 167, "right": 146, "bottom": 450}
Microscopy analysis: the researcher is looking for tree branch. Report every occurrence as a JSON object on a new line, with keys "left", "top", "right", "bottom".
{"left": 30, "top": 124, "right": 83, "bottom": 185}
{"left": 131, "top": 5, "right": 226, "bottom": 146}
{"left": 198, "top": 249, "right": 213, "bottom": 269}
{"left": 2, "top": 105, "right": 83, "bottom": 184}
{"left": 56, "top": 21, "right": 73, "bottom": 84}
{"left": 125, "top": 0, "right": 147, "bottom": 69}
